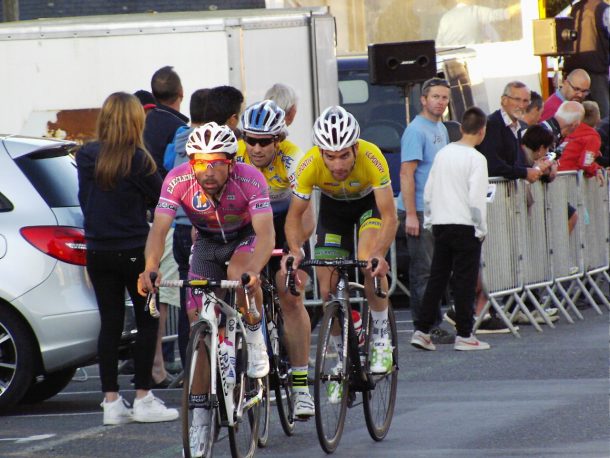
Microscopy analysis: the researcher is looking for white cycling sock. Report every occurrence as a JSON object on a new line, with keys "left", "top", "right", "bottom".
{"left": 370, "top": 309, "right": 389, "bottom": 340}
{"left": 246, "top": 324, "right": 265, "bottom": 345}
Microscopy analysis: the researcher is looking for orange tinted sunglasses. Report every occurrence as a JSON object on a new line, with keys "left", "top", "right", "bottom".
{"left": 190, "top": 156, "right": 232, "bottom": 170}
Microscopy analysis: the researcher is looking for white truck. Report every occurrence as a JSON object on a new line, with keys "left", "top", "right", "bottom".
{"left": 0, "top": 7, "right": 339, "bottom": 150}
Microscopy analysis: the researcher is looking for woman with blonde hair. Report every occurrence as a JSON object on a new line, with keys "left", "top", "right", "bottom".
{"left": 77, "top": 92, "right": 178, "bottom": 425}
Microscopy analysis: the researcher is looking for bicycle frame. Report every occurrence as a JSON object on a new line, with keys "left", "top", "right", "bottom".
{"left": 155, "top": 279, "right": 263, "bottom": 427}
{"left": 329, "top": 270, "right": 375, "bottom": 392}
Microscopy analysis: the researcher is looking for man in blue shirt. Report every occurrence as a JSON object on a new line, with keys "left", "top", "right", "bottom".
{"left": 397, "top": 77, "right": 454, "bottom": 344}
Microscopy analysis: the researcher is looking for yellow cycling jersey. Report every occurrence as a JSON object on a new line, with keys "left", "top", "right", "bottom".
{"left": 293, "top": 139, "right": 391, "bottom": 201}
{"left": 236, "top": 138, "right": 303, "bottom": 213}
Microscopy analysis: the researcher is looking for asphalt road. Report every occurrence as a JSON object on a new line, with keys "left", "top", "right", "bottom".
{"left": 2, "top": 301, "right": 609, "bottom": 458}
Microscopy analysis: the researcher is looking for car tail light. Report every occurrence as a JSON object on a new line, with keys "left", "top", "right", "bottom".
{"left": 20, "top": 226, "right": 87, "bottom": 266}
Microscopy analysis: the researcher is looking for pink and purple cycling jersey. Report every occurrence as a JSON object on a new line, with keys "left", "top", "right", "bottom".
{"left": 156, "top": 161, "right": 272, "bottom": 237}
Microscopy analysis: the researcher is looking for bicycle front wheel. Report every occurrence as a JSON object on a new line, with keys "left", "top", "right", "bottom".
{"left": 228, "top": 332, "right": 260, "bottom": 458}
{"left": 314, "top": 300, "right": 349, "bottom": 454}
{"left": 257, "top": 374, "right": 270, "bottom": 448}
{"left": 182, "top": 321, "right": 216, "bottom": 458}
{"left": 363, "top": 304, "right": 398, "bottom": 441}
{"left": 272, "top": 311, "right": 295, "bottom": 436}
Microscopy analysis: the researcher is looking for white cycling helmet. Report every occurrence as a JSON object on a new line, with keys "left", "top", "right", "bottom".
{"left": 312, "top": 105, "right": 360, "bottom": 151}
{"left": 185, "top": 122, "right": 238, "bottom": 157}
{"left": 241, "top": 100, "right": 286, "bottom": 136}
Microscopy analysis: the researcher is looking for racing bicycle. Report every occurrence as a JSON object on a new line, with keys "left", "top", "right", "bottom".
{"left": 287, "top": 257, "right": 398, "bottom": 453}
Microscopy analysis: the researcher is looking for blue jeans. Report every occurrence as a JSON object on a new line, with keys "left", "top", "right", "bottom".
{"left": 402, "top": 211, "right": 441, "bottom": 327}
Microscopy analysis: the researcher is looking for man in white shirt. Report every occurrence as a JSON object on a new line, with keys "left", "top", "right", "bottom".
{"left": 410, "top": 107, "right": 491, "bottom": 352}
{"left": 436, "top": 0, "right": 521, "bottom": 46}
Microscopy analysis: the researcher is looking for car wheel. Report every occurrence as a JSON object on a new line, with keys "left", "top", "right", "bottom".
{"left": 0, "top": 307, "right": 36, "bottom": 409}
{"left": 20, "top": 367, "right": 77, "bottom": 404}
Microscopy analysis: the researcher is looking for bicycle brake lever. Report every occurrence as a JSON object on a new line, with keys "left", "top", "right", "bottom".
{"left": 145, "top": 272, "right": 160, "bottom": 318}
{"left": 370, "top": 259, "right": 387, "bottom": 299}
{"left": 285, "top": 257, "right": 300, "bottom": 297}
{"left": 241, "top": 273, "right": 260, "bottom": 320}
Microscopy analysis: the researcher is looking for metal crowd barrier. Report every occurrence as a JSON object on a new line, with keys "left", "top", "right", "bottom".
{"left": 581, "top": 169, "right": 610, "bottom": 310}
{"left": 514, "top": 179, "right": 557, "bottom": 329}
{"left": 476, "top": 171, "right": 610, "bottom": 337}
{"left": 545, "top": 172, "right": 585, "bottom": 321}
{"left": 476, "top": 179, "right": 523, "bottom": 336}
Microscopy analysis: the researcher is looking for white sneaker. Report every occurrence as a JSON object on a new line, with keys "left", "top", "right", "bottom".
{"left": 133, "top": 392, "right": 179, "bottom": 423}
{"left": 189, "top": 408, "right": 211, "bottom": 458}
{"left": 292, "top": 390, "right": 315, "bottom": 418}
{"left": 326, "top": 365, "right": 343, "bottom": 405}
{"left": 247, "top": 341, "right": 270, "bottom": 379}
{"left": 101, "top": 395, "right": 133, "bottom": 425}
{"left": 410, "top": 330, "right": 436, "bottom": 351}
{"left": 369, "top": 338, "right": 393, "bottom": 374}
{"left": 454, "top": 334, "right": 491, "bottom": 351}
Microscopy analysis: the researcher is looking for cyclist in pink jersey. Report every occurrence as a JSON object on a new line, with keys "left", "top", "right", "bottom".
{"left": 139, "top": 122, "right": 274, "bottom": 378}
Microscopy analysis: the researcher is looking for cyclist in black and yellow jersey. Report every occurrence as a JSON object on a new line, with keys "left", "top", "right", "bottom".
{"left": 283, "top": 105, "right": 398, "bottom": 377}
{"left": 237, "top": 99, "right": 316, "bottom": 418}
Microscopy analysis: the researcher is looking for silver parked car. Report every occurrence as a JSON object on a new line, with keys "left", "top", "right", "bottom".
{"left": 0, "top": 135, "right": 100, "bottom": 409}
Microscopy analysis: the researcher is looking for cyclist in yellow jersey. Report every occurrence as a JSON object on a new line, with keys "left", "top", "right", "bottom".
{"left": 238, "top": 100, "right": 316, "bottom": 418}
{"left": 284, "top": 105, "right": 398, "bottom": 375}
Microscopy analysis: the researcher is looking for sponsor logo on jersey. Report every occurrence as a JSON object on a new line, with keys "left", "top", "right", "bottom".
{"left": 380, "top": 174, "right": 390, "bottom": 186}
{"left": 234, "top": 175, "right": 261, "bottom": 188}
{"left": 349, "top": 181, "right": 360, "bottom": 187}
{"left": 323, "top": 182, "right": 339, "bottom": 186}
{"left": 296, "top": 156, "right": 313, "bottom": 176}
{"left": 224, "top": 214, "right": 242, "bottom": 223}
{"left": 156, "top": 201, "right": 178, "bottom": 212}
{"left": 226, "top": 194, "right": 236, "bottom": 200}
{"left": 254, "top": 201, "right": 270, "bottom": 209}
{"left": 192, "top": 191, "right": 211, "bottom": 211}
{"left": 365, "top": 151, "right": 385, "bottom": 173}
{"left": 166, "top": 173, "right": 192, "bottom": 193}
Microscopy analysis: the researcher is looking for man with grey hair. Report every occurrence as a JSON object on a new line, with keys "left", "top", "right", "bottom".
{"left": 477, "top": 81, "right": 543, "bottom": 183}
{"left": 541, "top": 100, "right": 585, "bottom": 154}
{"left": 265, "top": 83, "right": 298, "bottom": 126}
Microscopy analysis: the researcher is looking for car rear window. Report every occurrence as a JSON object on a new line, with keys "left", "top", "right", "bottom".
{"left": 14, "top": 147, "right": 79, "bottom": 208}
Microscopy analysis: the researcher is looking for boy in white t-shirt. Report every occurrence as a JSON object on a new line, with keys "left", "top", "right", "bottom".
{"left": 410, "top": 107, "right": 491, "bottom": 351}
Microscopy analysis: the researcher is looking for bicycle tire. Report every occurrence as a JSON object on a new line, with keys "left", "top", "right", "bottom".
{"left": 257, "top": 374, "right": 270, "bottom": 448}
{"left": 314, "top": 300, "right": 349, "bottom": 454}
{"left": 362, "top": 304, "right": 398, "bottom": 441}
{"left": 228, "top": 331, "right": 260, "bottom": 458}
{"left": 182, "top": 321, "right": 216, "bottom": 458}
{"left": 271, "top": 307, "right": 295, "bottom": 436}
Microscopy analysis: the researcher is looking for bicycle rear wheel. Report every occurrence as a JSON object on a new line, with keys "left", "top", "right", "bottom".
{"left": 362, "top": 304, "right": 398, "bottom": 441}
{"left": 314, "top": 300, "right": 349, "bottom": 454}
{"left": 182, "top": 321, "right": 216, "bottom": 458}
{"left": 228, "top": 332, "right": 260, "bottom": 458}
{"left": 272, "top": 311, "right": 295, "bottom": 436}
{"left": 257, "top": 374, "right": 270, "bottom": 448}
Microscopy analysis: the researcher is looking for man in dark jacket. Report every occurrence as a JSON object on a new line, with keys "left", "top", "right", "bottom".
{"left": 563, "top": 0, "right": 609, "bottom": 119}
{"left": 477, "top": 81, "right": 543, "bottom": 183}
{"left": 144, "top": 66, "right": 189, "bottom": 177}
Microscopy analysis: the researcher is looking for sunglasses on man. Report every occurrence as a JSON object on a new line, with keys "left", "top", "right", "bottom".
{"left": 244, "top": 136, "right": 276, "bottom": 147}
{"left": 190, "top": 153, "right": 232, "bottom": 171}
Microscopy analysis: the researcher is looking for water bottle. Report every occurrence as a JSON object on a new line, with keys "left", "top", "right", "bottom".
{"left": 352, "top": 310, "right": 366, "bottom": 365}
